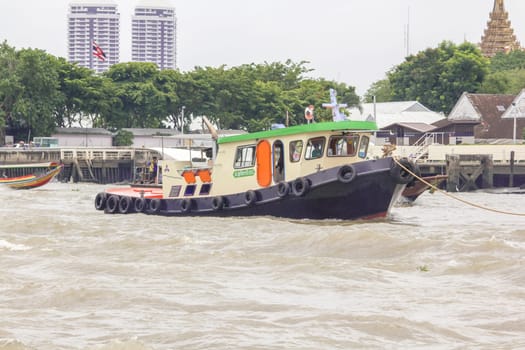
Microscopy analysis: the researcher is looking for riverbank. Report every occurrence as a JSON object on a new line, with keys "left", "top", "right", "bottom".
{"left": 1, "top": 144, "right": 525, "bottom": 189}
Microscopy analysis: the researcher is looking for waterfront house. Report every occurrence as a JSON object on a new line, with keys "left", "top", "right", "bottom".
{"left": 448, "top": 92, "right": 525, "bottom": 143}
{"left": 348, "top": 101, "right": 445, "bottom": 146}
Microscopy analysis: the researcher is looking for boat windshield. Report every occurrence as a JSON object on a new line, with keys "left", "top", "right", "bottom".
{"left": 327, "top": 135, "right": 359, "bottom": 157}
{"left": 305, "top": 137, "right": 325, "bottom": 160}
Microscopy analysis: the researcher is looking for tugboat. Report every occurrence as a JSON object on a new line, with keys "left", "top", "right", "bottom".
{"left": 95, "top": 90, "right": 416, "bottom": 220}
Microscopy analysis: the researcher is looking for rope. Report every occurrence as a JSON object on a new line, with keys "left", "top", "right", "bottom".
{"left": 394, "top": 157, "right": 525, "bottom": 217}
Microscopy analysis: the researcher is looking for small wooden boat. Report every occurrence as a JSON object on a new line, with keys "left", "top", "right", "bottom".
{"left": 401, "top": 174, "right": 448, "bottom": 203}
{"left": 0, "top": 162, "right": 63, "bottom": 189}
{"left": 95, "top": 92, "right": 418, "bottom": 221}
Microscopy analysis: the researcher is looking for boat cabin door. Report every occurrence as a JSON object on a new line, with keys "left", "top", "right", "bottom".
{"left": 272, "top": 140, "right": 285, "bottom": 183}
{"left": 256, "top": 140, "right": 272, "bottom": 187}
{"left": 256, "top": 140, "right": 285, "bottom": 186}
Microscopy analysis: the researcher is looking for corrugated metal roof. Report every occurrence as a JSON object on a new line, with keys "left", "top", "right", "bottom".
{"left": 53, "top": 128, "right": 112, "bottom": 135}
{"left": 348, "top": 101, "right": 443, "bottom": 128}
{"left": 135, "top": 0, "right": 174, "bottom": 8}
{"left": 465, "top": 93, "right": 516, "bottom": 120}
{"left": 383, "top": 122, "right": 437, "bottom": 133}
{"left": 69, "top": 0, "right": 117, "bottom": 5}
{"left": 123, "top": 128, "right": 180, "bottom": 137}
{"left": 432, "top": 119, "right": 479, "bottom": 128}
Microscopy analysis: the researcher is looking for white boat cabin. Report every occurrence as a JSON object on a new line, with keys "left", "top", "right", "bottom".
{"left": 158, "top": 121, "right": 378, "bottom": 199}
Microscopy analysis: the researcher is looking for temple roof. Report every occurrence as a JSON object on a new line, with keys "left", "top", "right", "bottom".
{"left": 480, "top": 0, "right": 522, "bottom": 57}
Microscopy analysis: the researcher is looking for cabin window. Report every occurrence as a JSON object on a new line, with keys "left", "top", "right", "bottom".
{"left": 289, "top": 140, "right": 303, "bottom": 162}
{"left": 358, "top": 136, "right": 370, "bottom": 159}
{"left": 169, "top": 185, "right": 182, "bottom": 198}
{"left": 234, "top": 145, "right": 256, "bottom": 168}
{"left": 184, "top": 184, "right": 196, "bottom": 196}
{"left": 199, "top": 183, "right": 212, "bottom": 195}
{"left": 305, "top": 137, "right": 325, "bottom": 160}
{"left": 327, "top": 135, "right": 359, "bottom": 157}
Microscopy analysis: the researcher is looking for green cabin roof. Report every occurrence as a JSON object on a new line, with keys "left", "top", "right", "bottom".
{"left": 218, "top": 120, "right": 377, "bottom": 145}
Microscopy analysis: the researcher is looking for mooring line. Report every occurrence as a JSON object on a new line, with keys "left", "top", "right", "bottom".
{"left": 394, "top": 157, "right": 525, "bottom": 217}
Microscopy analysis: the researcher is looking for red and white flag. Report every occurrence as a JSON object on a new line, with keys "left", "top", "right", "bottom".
{"left": 92, "top": 41, "right": 107, "bottom": 61}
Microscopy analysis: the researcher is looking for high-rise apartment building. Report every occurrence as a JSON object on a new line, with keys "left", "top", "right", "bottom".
{"left": 132, "top": 0, "right": 177, "bottom": 70}
{"left": 67, "top": 0, "right": 120, "bottom": 73}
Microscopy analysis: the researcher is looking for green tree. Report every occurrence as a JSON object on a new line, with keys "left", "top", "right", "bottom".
{"left": 388, "top": 41, "right": 489, "bottom": 113}
{"left": 480, "top": 69, "right": 525, "bottom": 94}
{"left": 104, "top": 62, "right": 166, "bottom": 128}
{"left": 53, "top": 59, "right": 96, "bottom": 128}
{"left": 185, "top": 61, "right": 334, "bottom": 132}
{"left": 0, "top": 41, "right": 20, "bottom": 145}
{"left": 490, "top": 50, "right": 525, "bottom": 72}
{"left": 113, "top": 129, "right": 134, "bottom": 146}
{"left": 480, "top": 50, "right": 525, "bottom": 94}
{"left": 10, "top": 48, "right": 61, "bottom": 141}
{"left": 80, "top": 74, "right": 119, "bottom": 128}
{"left": 363, "top": 78, "right": 393, "bottom": 103}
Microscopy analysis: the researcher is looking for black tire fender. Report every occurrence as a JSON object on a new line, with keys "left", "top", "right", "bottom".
{"left": 244, "top": 190, "right": 258, "bottom": 206}
{"left": 337, "top": 165, "right": 357, "bottom": 184}
{"left": 148, "top": 198, "right": 162, "bottom": 213}
{"left": 276, "top": 181, "right": 290, "bottom": 198}
{"left": 292, "top": 177, "right": 310, "bottom": 197}
{"left": 105, "top": 195, "right": 119, "bottom": 214}
{"left": 95, "top": 192, "right": 107, "bottom": 210}
{"left": 118, "top": 196, "right": 133, "bottom": 214}
{"left": 180, "top": 198, "right": 193, "bottom": 213}
{"left": 211, "top": 196, "right": 224, "bottom": 210}
{"left": 390, "top": 158, "right": 416, "bottom": 185}
{"left": 134, "top": 197, "right": 147, "bottom": 213}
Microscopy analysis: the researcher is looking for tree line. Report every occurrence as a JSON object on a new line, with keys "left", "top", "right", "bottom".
{"left": 364, "top": 41, "right": 525, "bottom": 112}
{"left": 2, "top": 39, "right": 524, "bottom": 145}
{"left": 0, "top": 40, "right": 359, "bottom": 144}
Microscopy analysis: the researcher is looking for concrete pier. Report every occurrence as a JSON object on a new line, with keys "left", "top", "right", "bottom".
{"left": 376, "top": 144, "right": 525, "bottom": 191}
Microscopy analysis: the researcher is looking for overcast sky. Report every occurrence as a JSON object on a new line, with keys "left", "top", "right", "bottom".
{"left": 1, "top": 0, "right": 524, "bottom": 95}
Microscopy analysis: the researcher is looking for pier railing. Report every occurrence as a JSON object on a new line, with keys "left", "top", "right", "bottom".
{"left": 0, "top": 147, "right": 156, "bottom": 164}
{"left": 0, "top": 147, "right": 161, "bottom": 184}
{"left": 379, "top": 144, "right": 525, "bottom": 164}
{"left": 409, "top": 133, "right": 434, "bottom": 161}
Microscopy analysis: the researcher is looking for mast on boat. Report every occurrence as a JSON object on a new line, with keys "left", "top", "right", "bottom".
{"left": 322, "top": 88, "right": 348, "bottom": 122}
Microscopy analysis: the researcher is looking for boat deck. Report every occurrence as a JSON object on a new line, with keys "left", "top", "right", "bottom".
{"left": 105, "top": 186, "right": 163, "bottom": 199}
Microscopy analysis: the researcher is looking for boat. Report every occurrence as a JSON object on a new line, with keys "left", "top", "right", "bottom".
{"left": 94, "top": 91, "right": 418, "bottom": 220}
{"left": 401, "top": 174, "right": 448, "bottom": 203}
{"left": 477, "top": 186, "right": 525, "bottom": 194}
{"left": 0, "top": 162, "right": 63, "bottom": 189}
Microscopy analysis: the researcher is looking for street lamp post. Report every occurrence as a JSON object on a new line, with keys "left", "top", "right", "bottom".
{"left": 181, "top": 106, "right": 186, "bottom": 135}
{"left": 512, "top": 102, "right": 517, "bottom": 144}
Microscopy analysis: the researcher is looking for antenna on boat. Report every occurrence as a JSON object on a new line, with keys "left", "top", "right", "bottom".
{"left": 322, "top": 89, "right": 348, "bottom": 121}
{"left": 202, "top": 116, "right": 218, "bottom": 141}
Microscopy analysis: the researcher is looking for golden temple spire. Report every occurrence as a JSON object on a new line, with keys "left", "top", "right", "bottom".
{"left": 493, "top": 0, "right": 505, "bottom": 13}
{"left": 480, "top": 0, "right": 522, "bottom": 57}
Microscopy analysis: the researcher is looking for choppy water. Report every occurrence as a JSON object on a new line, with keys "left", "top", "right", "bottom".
{"left": 0, "top": 182, "right": 524, "bottom": 350}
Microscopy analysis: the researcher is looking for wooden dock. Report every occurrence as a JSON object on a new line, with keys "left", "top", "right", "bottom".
{"left": 383, "top": 144, "right": 525, "bottom": 192}
{"left": 0, "top": 148, "right": 160, "bottom": 184}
